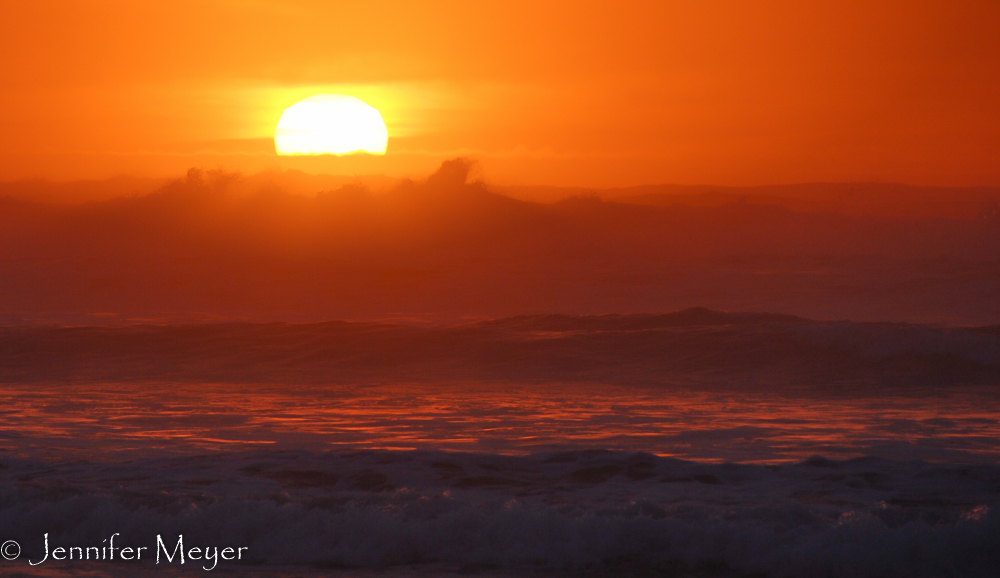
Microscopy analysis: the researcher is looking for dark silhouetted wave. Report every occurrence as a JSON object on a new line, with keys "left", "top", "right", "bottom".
{"left": 2, "top": 309, "right": 998, "bottom": 386}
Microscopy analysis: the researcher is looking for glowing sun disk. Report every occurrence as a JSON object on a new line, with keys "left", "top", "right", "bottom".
{"left": 274, "top": 94, "right": 388, "bottom": 155}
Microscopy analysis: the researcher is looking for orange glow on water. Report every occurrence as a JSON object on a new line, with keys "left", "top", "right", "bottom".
{"left": 3, "top": 382, "right": 998, "bottom": 464}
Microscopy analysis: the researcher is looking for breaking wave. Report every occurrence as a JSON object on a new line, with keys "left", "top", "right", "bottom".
{"left": 1, "top": 450, "right": 998, "bottom": 577}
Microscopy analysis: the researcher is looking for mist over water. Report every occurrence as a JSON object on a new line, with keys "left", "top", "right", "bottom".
{"left": 2, "top": 166, "right": 999, "bottom": 576}
{"left": 2, "top": 163, "right": 999, "bottom": 325}
{"left": 4, "top": 0, "right": 1000, "bottom": 569}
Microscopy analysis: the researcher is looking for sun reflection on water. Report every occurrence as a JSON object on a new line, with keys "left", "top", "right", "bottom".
{"left": 1, "top": 382, "right": 998, "bottom": 463}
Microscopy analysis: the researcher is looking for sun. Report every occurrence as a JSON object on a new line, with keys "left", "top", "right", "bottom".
{"left": 274, "top": 94, "right": 388, "bottom": 155}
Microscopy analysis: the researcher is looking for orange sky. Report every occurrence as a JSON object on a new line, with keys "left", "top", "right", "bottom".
{"left": 1, "top": 0, "right": 998, "bottom": 186}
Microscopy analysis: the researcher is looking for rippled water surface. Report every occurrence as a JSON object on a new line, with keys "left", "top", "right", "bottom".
{"left": 2, "top": 381, "right": 998, "bottom": 463}
{"left": 2, "top": 380, "right": 999, "bottom": 577}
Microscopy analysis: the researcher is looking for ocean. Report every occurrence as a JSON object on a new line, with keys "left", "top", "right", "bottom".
{"left": 1, "top": 310, "right": 998, "bottom": 577}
